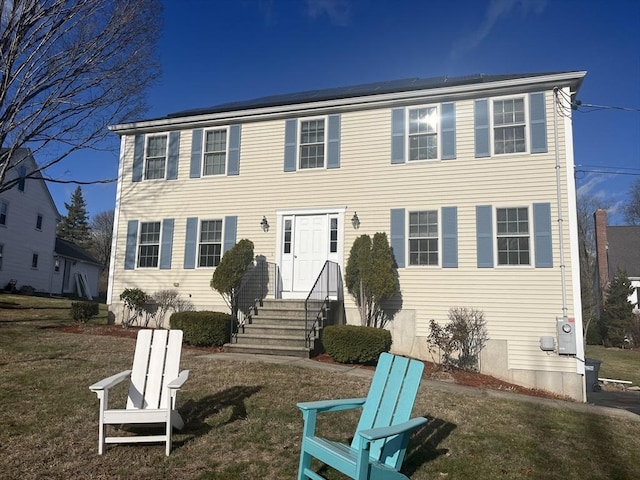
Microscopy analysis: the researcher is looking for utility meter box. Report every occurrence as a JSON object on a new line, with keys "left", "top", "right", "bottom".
{"left": 556, "top": 316, "right": 577, "bottom": 355}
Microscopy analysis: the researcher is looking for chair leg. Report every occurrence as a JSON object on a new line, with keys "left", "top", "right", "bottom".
{"left": 97, "top": 415, "right": 105, "bottom": 455}
{"left": 297, "top": 449, "right": 312, "bottom": 480}
{"left": 165, "top": 413, "right": 172, "bottom": 456}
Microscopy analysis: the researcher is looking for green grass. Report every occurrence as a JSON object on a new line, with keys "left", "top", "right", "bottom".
{"left": 585, "top": 345, "right": 640, "bottom": 385}
{"left": 1, "top": 294, "right": 639, "bottom": 479}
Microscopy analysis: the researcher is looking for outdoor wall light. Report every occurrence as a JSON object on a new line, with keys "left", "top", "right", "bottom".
{"left": 260, "top": 216, "right": 270, "bottom": 232}
{"left": 351, "top": 212, "right": 360, "bottom": 229}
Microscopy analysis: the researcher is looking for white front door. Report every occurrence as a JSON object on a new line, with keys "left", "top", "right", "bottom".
{"left": 279, "top": 210, "right": 343, "bottom": 298}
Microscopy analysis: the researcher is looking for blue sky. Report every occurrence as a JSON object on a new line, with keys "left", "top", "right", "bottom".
{"left": 46, "top": 0, "right": 640, "bottom": 224}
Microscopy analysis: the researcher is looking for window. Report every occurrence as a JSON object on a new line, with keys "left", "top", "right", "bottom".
{"left": 137, "top": 221, "right": 161, "bottom": 267}
{"left": 203, "top": 129, "right": 227, "bottom": 176}
{"left": 0, "top": 201, "right": 7, "bottom": 226}
{"left": 36, "top": 214, "right": 43, "bottom": 230}
{"left": 54, "top": 258, "right": 60, "bottom": 273}
{"left": 0, "top": 244, "right": 3, "bottom": 270}
{"left": 496, "top": 207, "right": 530, "bottom": 265}
{"left": 283, "top": 219, "right": 292, "bottom": 254}
{"left": 18, "top": 166, "right": 26, "bottom": 191}
{"left": 300, "top": 119, "right": 325, "bottom": 169}
{"left": 31, "top": 253, "right": 39, "bottom": 269}
{"left": 144, "top": 135, "right": 167, "bottom": 180}
{"left": 493, "top": 98, "right": 526, "bottom": 154}
{"left": 408, "top": 106, "right": 438, "bottom": 160}
{"left": 409, "top": 210, "right": 438, "bottom": 266}
{"left": 198, "top": 220, "right": 222, "bottom": 267}
{"left": 330, "top": 218, "right": 338, "bottom": 253}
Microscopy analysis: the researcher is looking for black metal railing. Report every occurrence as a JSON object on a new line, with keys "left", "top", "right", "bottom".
{"left": 231, "top": 258, "right": 281, "bottom": 343}
{"left": 304, "top": 261, "right": 344, "bottom": 348}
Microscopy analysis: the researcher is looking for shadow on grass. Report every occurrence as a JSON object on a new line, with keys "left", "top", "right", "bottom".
{"left": 175, "top": 385, "right": 263, "bottom": 446}
{"left": 402, "top": 416, "right": 457, "bottom": 475}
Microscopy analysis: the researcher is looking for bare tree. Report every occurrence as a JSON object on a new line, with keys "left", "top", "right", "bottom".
{"left": 90, "top": 209, "right": 114, "bottom": 266}
{"left": 0, "top": 0, "right": 161, "bottom": 193}
{"left": 623, "top": 179, "right": 640, "bottom": 225}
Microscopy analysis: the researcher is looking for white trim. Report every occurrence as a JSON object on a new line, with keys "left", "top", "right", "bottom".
{"left": 406, "top": 104, "right": 441, "bottom": 162}
{"left": 490, "top": 94, "right": 529, "bottom": 156}
{"left": 143, "top": 133, "right": 169, "bottom": 181}
{"left": 493, "top": 205, "right": 535, "bottom": 268}
{"left": 136, "top": 220, "right": 162, "bottom": 269}
{"left": 107, "top": 135, "right": 127, "bottom": 304}
{"left": 297, "top": 115, "right": 328, "bottom": 171}
{"left": 195, "top": 218, "right": 224, "bottom": 269}
{"left": 405, "top": 207, "right": 442, "bottom": 268}
{"left": 201, "top": 126, "right": 229, "bottom": 177}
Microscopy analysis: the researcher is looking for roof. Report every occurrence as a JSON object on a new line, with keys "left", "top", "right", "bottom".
{"left": 607, "top": 226, "right": 640, "bottom": 278}
{"left": 110, "top": 70, "right": 586, "bottom": 133}
{"left": 168, "top": 72, "right": 582, "bottom": 119}
{"left": 55, "top": 238, "right": 103, "bottom": 266}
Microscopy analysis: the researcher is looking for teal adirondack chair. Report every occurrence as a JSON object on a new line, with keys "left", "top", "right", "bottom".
{"left": 297, "top": 353, "right": 427, "bottom": 480}
{"left": 89, "top": 329, "right": 189, "bottom": 456}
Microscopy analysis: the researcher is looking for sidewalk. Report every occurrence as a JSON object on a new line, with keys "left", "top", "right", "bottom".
{"left": 200, "top": 352, "right": 640, "bottom": 422}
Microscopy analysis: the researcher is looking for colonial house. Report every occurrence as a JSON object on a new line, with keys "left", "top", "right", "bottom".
{"left": 594, "top": 209, "right": 640, "bottom": 311}
{"left": 0, "top": 148, "right": 102, "bottom": 298}
{"left": 108, "top": 71, "right": 588, "bottom": 401}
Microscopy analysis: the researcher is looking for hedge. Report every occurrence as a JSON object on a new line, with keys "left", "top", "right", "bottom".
{"left": 169, "top": 311, "right": 232, "bottom": 347}
{"left": 321, "top": 324, "right": 392, "bottom": 364}
{"left": 70, "top": 301, "right": 100, "bottom": 323}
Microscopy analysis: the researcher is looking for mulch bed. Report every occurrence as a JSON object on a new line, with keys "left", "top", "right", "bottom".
{"left": 60, "top": 323, "right": 568, "bottom": 400}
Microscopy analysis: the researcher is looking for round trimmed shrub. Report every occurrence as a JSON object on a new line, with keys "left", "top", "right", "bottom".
{"left": 169, "top": 311, "right": 232, "bottom": 347}
{"left": 321, "top": 325, "right": 392, "bottom": 364}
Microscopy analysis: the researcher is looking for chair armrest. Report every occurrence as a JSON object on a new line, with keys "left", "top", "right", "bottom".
{"left": 358, "top": 416, "right": 428, "bottom": 442}
{"left": 89, "top": 370, "right": 132, "bottom": 392}
{"left": 167, "top": 370, "right": 189, "bottom": 390}
{"left": 297, "top": 397, "right": 367, "bottom": 413}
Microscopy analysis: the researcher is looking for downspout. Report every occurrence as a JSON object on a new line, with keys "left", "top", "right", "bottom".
{"left": 553, "top": 87, "right": 568, "bottom": 318}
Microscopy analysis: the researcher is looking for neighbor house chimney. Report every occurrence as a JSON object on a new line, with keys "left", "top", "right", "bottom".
{"left": 594, "top": 209, "right": 609, "bottom": 300}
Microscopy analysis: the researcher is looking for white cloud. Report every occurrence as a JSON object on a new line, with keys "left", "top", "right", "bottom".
{"left": 306, "top": 0, "right": 351, "bottom": 26}
{"left": 451, "top": 0, "right": 547, "bottom": 58}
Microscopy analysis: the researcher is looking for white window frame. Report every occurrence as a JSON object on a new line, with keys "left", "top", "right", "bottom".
{"left": 137, "top": 220, "right": 162, "bottom": 268}
{"left": 491, "top": 95, "right": 528, "bottom": 156}
{"left": 0, "top": 200, "right": 7, "bottom": 226}
{"left": 197, "top": 219, "right": 223, "bottom": 268}
{"left": 406, "top": 104, "right": 440, "bottom": 162}
{"left": 495, "top": 206, "right": 532, "bottom": 266}
{"left": 144, "top": 134, "right": 168, "bottom": 180}
{"left": 298, "top": 116, "right": 327, "bottom": 170}
{"left": 202, "top": 127, "right": 229, "bottom": 176}
{"left": 407, "top": 208, "right": 440, "bottom": 267}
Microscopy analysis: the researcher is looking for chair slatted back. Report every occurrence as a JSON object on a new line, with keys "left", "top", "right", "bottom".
{"left": 351, "top": 353, "right": 424, "bottom": 469}
{"left": 126, "top": 330, "right": 183, "bottom": 410}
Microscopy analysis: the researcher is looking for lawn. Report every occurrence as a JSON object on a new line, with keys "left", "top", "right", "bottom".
{"left": 585, "top": 345, "right": 640, "bottom": 385}
{"left": 1, "top": 294, "right": 639, "bottom": 480}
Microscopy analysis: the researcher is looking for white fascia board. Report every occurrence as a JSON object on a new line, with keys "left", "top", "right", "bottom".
{"left": 110, "top": 71, "right": 587, "bottom": 135}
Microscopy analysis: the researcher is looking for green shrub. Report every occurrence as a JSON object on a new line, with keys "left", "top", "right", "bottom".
{"left": 169, "top": 311, "right": 232, "bottom": 347}
{"left": 322, "top": 324, "right": 392, "bottom": 364}
{"left": 70, "top": 301, "right": 99, "bottom": 323}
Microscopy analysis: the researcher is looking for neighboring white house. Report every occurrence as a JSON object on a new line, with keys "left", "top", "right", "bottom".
{"left": 108, "top": 72, "right": 588, "bottom": 401}
{"left": 0, "top": 148, "right": 102, "bottom": 298}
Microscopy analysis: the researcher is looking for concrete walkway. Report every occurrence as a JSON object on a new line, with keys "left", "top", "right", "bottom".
{"left": 200, "top": 352, "right": 640, "bottom": 422}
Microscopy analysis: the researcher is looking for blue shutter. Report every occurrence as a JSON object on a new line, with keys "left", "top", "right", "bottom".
{"left": 442, "top": 207, "right": 458, "bottom": 268}
{"left": 474, "top": 99, "right": 490, "bottom": 158}
{"left": 184, "top": 217, "right": 198, "bottom": 269}
{"left": 533, "top": 203, "right": 553, "bottom": 267}
{"left": 441, "top": 103, "right": 456, "bottom": 160}
{"left": 390, "top": 208, "right": 405, "bottom": 268}
{"left": 476, "top": 205, "right": 493, "bottom": 268}
{"left": 327, "top": 115, "right": 341, "bottom": 169}
{"left": 529, "top": 92, "right": 547, "bottom": 153}
{"left": 160, "top": 218, "right": 174, "bottom": 269}
{"left": 124, "top": 220, "right": 138, "bottom": 270}
{"left": 391, "top": 108, "right": 405, "bottom": 164}
{"left": 167, "top": 132, "right": 180, "bottom": 180}
{"left": 227, "top": 125, "right": 241, "bottom": 176}
{"left": 223, "top": 216, "right": 237, "bottom": 254}
{"left": 284, "top": 119, "right": 297, "bottom": 172}
{"left": 132, "top": 135, "right": 144, "bottom": 182}
{"left": 190, "top": 129, "right": 202, "bottom": 178}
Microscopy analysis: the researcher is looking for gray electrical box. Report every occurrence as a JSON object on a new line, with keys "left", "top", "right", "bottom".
{"left": 556, "top": 316, "right": 577, "bottom": 355}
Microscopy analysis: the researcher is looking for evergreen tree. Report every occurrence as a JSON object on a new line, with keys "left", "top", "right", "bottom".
{"left": 600, "top": 269, "right": 634, "bottom": 347}
{"left": 57, "top": 186, "right": 92, "bottom": 249}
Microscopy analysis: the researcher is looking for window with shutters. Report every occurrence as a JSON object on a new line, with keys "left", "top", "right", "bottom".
{"left": 493, "top": 97, "right": 526, "bottom": 154}
{"left": 137, "top": 221, "right": 161, "bottom": 268}
{"left": 144, "top": 135, "right": 168, "bottom": 180}
{"left": 202, "top": 128, "right": 227, "bottom": 176}
{"left": 496, "top": 207, "right": 530, "bottom": 265}
{"left": 408, "top": 106, "right": 439, "bottom": 161}
{"left": 198, "top": 219, "right": 223, "bottom": 267}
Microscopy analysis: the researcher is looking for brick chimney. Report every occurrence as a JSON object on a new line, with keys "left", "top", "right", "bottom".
{"left": 594, "top": 209, "right": 609, "bottom": 299}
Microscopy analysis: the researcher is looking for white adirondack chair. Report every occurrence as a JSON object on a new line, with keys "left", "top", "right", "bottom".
{"left": 89, "top": 329, "right": 189, "bottom": 455}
